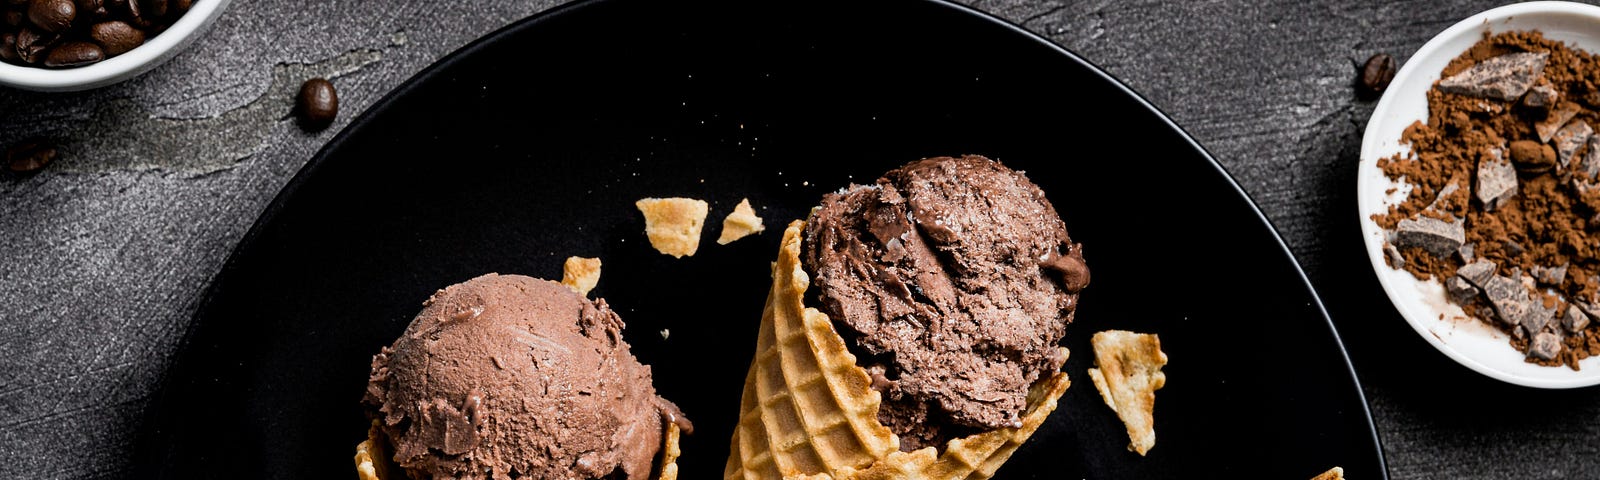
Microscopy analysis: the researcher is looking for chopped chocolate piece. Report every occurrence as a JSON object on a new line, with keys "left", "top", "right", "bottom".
{"left": 1520, "top": 298, "right": 1556, "bottom": 336}
{"left": 1579, "top": 300, "right": 1600, "bottom": 320}
{"left": 1563, "top": 305, "right": 1591, "bottom": 332}
{"left": 1532, "top": 263, "right": 1569, "bottom": 285}
{"left": 1530, "top": 331, "right": 1563, "bottom": 360}
{"left": 1522, "top": 78, "right": 1559, "bottom": 109}
{"left": 1509, "top": 139, "right": 1557, "bottom": 172}
{"left": 1446, "top": 276, "right": 1480, "bottom": 304}
{"left": 1536, "top": 102, "right": 1582, "bottom": 143}
{"left": 1505, "top": 241, "right": 1526, "bottom": 257}
{"left": 1394, "top": 216, "right": 1465, "bottom": 257}
{"left": 1581, "top": 135, "right": 1600, "bottom": 180}
{"left": 1457, "top": 242, "right": 1476, "bottom": 262}
{"left": 1384, "top": 243, "right": 1405, "bottom": 268}
{"left": 1553, "top": 121, "right": 1593, "bottom": 167}
{"left": 1482, "top": 275, "right": 1528, "bottom": 325}
{"left": 1437, "top": 52, "right": 1548, "bottom": 101}
{"left": 1457, "top": 260, "right": 1498, "bottom": 287}
{"left": 1475, "top": 153, "right": 1518, "bottom": 211}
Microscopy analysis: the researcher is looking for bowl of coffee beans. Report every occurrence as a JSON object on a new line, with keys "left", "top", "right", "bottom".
{"left": 0, "top": 0, "right": 231, "bottom": 91}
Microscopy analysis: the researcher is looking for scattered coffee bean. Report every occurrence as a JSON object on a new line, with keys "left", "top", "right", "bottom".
{"left": 1, "top": 0, "right": 189, "bottom": 67}
{"left": 88, "top": 20, "right": 140, "bottom": 54}
{"left": 296, "top": 77, "right": 339, "bottom": 131}
{"left": 1360, "top": 53, "right": 1398, "bottom": 95}
{"left": 27, "top": 0, "right": 75, "bottom": 33}
{"left": 5, "top": 139, "right": 57, "bottom": 173}
{"left": 43, "top": 40, "right": 100, "bottom": 67}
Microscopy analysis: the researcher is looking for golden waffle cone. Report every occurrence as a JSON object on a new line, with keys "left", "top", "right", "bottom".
{"left": 354, "top": 415, "right": 684, "bottom": 480}
{"left": 725, "top": 221, "right": 1071, "bottom": 480}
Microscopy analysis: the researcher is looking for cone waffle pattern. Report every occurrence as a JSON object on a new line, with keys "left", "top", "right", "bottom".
{"left": 724, "top": 221, "right": 1071, "bottom": 480}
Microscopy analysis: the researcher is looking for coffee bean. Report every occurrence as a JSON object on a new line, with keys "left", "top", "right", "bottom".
{"left": 89, "top": 19, "right": 139, "bottom": 54}
{"left": 14, "top": 27, "right": 55, "bottom": 64}
{"left": 74, "top": 0, "right": 104, "bottom": 19}
{"left": 0, "top": 32, "right": 16, "bottom": 62}
{"left": 1361, "top": 53, "right": 1398, "bottom": 95}
{"left": 138, "top": 0, "right": 161, "bottom": 17}
{"left": 6, "top": 139, "right": 57, "bottom": 173}
{"left": 296, "top": 78, "right": 339, "bottom": 131}
{"left": 43, "top": 39, "right": 99, "bottom": 66}
{"left": 27, "top": 0, "right": 74, "bottom": 33}
{"left": 1, "top": 0, "right": 185, "bottom": 67}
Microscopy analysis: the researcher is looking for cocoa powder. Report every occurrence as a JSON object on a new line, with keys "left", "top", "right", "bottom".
{"left": 1376, "top": 31, "right": 1600, "bottom": 369}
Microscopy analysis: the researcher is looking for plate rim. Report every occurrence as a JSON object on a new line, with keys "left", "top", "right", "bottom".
{"left": 133, "top": 0, "right": 1390, "bottom": 476}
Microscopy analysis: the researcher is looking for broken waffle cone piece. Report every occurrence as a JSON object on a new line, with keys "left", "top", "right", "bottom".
{"left": 1087, "top": 330, "right": 1167, "bottom": 456}
{"left": 1310, "top": 466, "right": 1345, "bottom": 480}
{"left": 354, "top": 420, "right": 684, "bottom": 480}
{"left": 724, "top": 221, "right": 1071, "bottom": 480}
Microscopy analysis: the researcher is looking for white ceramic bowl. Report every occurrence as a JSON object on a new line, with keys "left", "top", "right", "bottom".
{"left": 0, "top": 0, "right": 231, "bottom": 92}
{"left": 1359, "top": 1, "right": 1600, "bottom": 388}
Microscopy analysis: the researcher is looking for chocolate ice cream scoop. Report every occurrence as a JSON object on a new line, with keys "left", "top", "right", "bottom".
{"left": 801, "top": 155, "right": 1087, "bottom": 451}
{"left": 363, "top": 274, "right": 686, "bottom": 479}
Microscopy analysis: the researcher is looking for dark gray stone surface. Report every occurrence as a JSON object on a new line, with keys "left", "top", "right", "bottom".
{"left": 2, "top": 0, "right": 1598, "bottom": 478}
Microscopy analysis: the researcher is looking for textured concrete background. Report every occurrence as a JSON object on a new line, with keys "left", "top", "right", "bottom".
{"left": 1, "top": 0, "right": 1597, "bottom": 478}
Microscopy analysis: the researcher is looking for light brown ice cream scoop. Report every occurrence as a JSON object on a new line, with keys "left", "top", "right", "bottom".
{"left": 362, "top": 273, "right": 687, "bottom": 479}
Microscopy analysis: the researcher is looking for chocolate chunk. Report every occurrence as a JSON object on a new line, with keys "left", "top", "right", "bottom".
{"left": 1581, "top": 135, "right": 1600, "bottom": 181}
{"left": 1530, "top": 331, "right": 1563, "bottom": 360}
{"left": 1553, "top": 121, "right": 1593, "bottom": 168}
{"left": 1504, "top": 240, "right": 1525, "bottom": 257}
{"left": 1437, "top": 52, "right": 1548, "bottom": 101}
{"left": 1536, "top": 102, "right": 1582, "bottom": 143}
{"left": 1476, "top": 152, "right": 1518, "bottom": 211}
{"left": 1520, "top": 298, "right": 1556, "bottom": 336}
{"left": 1532, "top": 263, "right": 1568, "bottom": 285}
{"left": 1457, "top": 242, "right": 1476, "bottom": 262}
{"left": 1041, "top": 249, "right": 1090, "bottom": 294}
{"left": 1523, "top": 78, "right": 1559, "bottom": 109}
{"left": 1563, "top": 305, "right": 1590, "bottom": 333}
{"left": 1446, "top": 276, "right": 1480, "bottom": 304}
{"left": 1384, "top": 242, "right": 1405, "bottom": 268}
{"left": 1457, "top": 260, "right": 1497, "bottom": 287}
{"left": 1394, "top": 216, "right": 1464, "bottom": 257}
{"left": 1482, "top": 275, "right": 1528, "bottom": 325}
{"left": 1509, "top": 139, "right": 1556, "bottom": 172}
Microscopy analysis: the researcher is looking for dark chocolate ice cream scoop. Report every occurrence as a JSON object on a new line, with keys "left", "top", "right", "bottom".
{"left": 801, "top": 155, "right": 1087, "bottom": 451}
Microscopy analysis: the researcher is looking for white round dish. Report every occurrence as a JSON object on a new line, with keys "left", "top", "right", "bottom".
{"left": 1359, "top": 1, "right": 1600, "bottom": 388}
{"left": 0, "top": 0, "right": 232, "bottom": 92}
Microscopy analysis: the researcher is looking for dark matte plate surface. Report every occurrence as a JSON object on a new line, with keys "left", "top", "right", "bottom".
{"left": 133, "top": 0, "right": 1387, "bottom": 478}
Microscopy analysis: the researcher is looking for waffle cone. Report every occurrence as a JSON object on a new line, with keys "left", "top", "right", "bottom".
{"left": 724, "top": 221, "right": 1071, "bottom": 480}
{"left": 354, "top": 414, "right": 684, "bottom": 480}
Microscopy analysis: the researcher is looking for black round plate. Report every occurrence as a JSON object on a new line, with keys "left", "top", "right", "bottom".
{"left": 133, "top": 0, "right": 1387, "bottom": 478}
